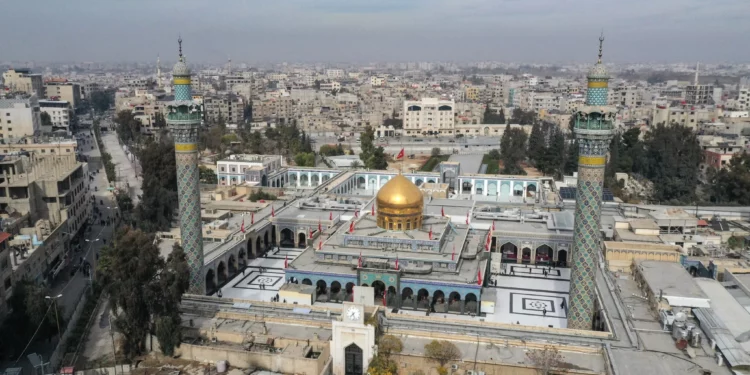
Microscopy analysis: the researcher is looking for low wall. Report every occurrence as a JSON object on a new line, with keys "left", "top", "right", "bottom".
{"left": 391, "top": 352, "right": 602, "bottom": 375}
{"left": 175, "top": 341, "right": 329, "bottom": 375}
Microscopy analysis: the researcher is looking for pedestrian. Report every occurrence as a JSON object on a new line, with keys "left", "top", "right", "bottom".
{"left": 217, "top": 289, "right": 223, "bottom": 298}
{"left": 276, "top": 293, "right": 280, "bottom": 300}
{"left": 542, "top": 308, "right": 547, "bottom": 317}
{"left": 283, "top": 299, "right": 287, "bottom": 303}
{"left": 242, "top": 268, "right": 245, "bottom": 275}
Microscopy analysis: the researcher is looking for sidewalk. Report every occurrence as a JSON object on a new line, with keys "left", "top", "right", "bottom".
{"left": 101, "top": 132, "right": 142, "bottom": 205}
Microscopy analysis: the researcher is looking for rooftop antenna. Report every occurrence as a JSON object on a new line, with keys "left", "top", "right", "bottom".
{"left": 597, "top": 31, "right": 605, "bottom": 64}
{"left": 694, "top": 62, "right": 700, "bottom": 85}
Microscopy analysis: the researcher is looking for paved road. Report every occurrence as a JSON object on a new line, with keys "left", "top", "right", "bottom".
{"left": 99, "top": 117, "right": 142, "bottom": 205}
{"left": 312, "top": 135, "right": 501, "bottom": 155}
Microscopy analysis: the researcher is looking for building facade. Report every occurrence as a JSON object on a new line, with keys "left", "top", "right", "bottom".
{"left": 44, "top": 82, "right": 82, "bottom": 109}
{"left": 0, "top": 95, "right": 42, "bottom": 139}
{"left": 39, "top": 100, "right": 74, "bottom": 130}
{"left": 204, "top": 94, "right": 244, "bottom": 124}
{"left": 402, "top": 98, "right": 455, "bottom": 136}
{"left": 2, "top": 69, "right": 44, "bottom": 98}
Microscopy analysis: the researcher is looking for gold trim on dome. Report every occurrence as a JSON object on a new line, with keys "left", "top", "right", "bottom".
{"left": 174, "top": 78, "right": 191, "bottom": 85}
{"left": 587, "top": 81, "right": 608, "bottom": 88}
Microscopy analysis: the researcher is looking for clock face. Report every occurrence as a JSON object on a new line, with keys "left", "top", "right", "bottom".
{"left": 347, "top": 306, "right": 361, "bottom": 321}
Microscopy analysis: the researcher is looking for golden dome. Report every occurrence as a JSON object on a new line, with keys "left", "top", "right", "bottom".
{"left": 376, "top": 174, "right": 423, "bottom": 208}
{"left": 376, "top": 174, "right": 424, "bottom": 231}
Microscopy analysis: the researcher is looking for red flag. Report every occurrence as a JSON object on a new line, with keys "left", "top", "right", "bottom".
{"left": 271, "top": 206, "right": 275, "bottom": 217}
{"left": 308, "top": 228, "right": 313, "bottom": 239}
{"left": 355, "top": 210, "right": 359, "bottom": 218}
{"left": 329, "top": 212, "right": 333, "bottom": 220}
{"left": 396, "top": 148, "right": 405, "bottom": 159}
{"left": 477, "top": 269, "right": 482, "bottom": 286}
{"left": 452, "top": 245, "right": 455, "bottom": 261}
{"left": 318, "top": 241, "right": 323, "bottom": 250}
{"left": 492, "top": 220, "right": 496, "bottom": 231}
{"left": 349, "top": 221, "right": 355, "bottom": 233}
{"left": 441, "top": 207, "right": 445, "bottom": 217}
{"left": 284, "top": 255, "right": 288, "bottom": 268}
{"left": 395, "top": 256, "right": 399, "bottom": 270}
{"left": 485, "top": 231, "right": 491, "bottom": 252}
{"left": 358, "top": 252, "right": 362, "bottom": 268}
{"left": 241, "top": 218, "right": 245, "bottom": 233}
{"left": 318, "top": 220, "right": 322, "bottom": 233}
{"left": 371, "top": 204, "right": 375, "bottom": 216}
{"left": 251, "top": 212, "right": 255, "bottom": 224}
{"left": 428, "top": 226, "right": 433, "bottom": 240}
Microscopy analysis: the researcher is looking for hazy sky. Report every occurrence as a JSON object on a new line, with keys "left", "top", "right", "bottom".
{"left": 2, "top": 0, "right": 749, "bottom": 63}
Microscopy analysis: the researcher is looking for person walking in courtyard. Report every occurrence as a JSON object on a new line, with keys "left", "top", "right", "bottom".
{"left": 542, "top": 308, "right": 547, "bottom": 317}
{"left": 217, "top": 289, "right": 223, "bottom": 298}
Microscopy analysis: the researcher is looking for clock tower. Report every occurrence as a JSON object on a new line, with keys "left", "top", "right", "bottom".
{"left": 331, "top": 303, "right": 376, "bottom": 375}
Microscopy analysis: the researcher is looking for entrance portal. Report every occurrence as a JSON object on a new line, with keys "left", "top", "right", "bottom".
{"left": 344, "top": 343, "right": 363, "bottom": 375}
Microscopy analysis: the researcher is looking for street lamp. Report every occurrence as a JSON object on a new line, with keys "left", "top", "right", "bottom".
{"left": 45, "top": 294, "right": 63, "bottom": 342}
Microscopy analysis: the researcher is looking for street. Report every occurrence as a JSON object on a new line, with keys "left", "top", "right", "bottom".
{"left": 310, "top": 134, "right": 502, "bottom": 155}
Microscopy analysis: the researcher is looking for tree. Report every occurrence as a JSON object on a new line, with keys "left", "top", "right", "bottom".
{"left": 563, "top": 139, "right": 579, "bottom": 175}
{"left": 90, "top": 90, "right": 114, "bottom": 112}
{"left": 708, "top": 152, "right": 750, "bottom": 204}
{"left": 97, "top": 228, "right": 189, "bottom": 360}
{"left": 359, "top": 126, "right": 387, "bottom": 169}
{"left": 350, "top": 160, "right": 363, "bottom": 169}
{"left": 378, "top": 335, "right": 403, "bottom": 358}
{"left": 40, "top": 112, "right": 52, "bottom": 126}
{"left": 431, "top": 147, "right": 441, "bottom": 157}
{"left": 134, "top": 139, "right": 178, "bottom": 232}
{"left": 500, "top": 127, "right": 527, "bottom": 175}
{"left": 642, "top": 123, "right": 702, "bottom": 203}
{"left": 526, "top": 346, "right": 564, "bottom": 375}
{"left": 528, "top": 122, "right": 544, "bottom": 160}
{"left": 114, "top": 110, "right": 142, "bottom": 147}
{"left": 198, "top": 165, "right": 218, "bottom": 184}
{"left": 294, "top": 152, "right": 316, "bottom": 167}
{"left": 424, "top": 340, "right": 461, "bottom": 370}
{"left": 320, "top": 144, "right": 345, "bottom": 156}
{"left": 0, "top": 280, "right": 62, "bottom": 358}
{"left": 498, "top": 108, "right": 506, "bottom": 124}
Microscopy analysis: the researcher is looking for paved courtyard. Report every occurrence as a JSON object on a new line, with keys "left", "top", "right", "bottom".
{"left": 214, "top": 248, "right": 303, "bottom": 302}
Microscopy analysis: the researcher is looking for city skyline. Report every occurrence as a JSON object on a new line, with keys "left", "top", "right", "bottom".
{"left": 2, "top": 0, "right": 749, "bottom": 63}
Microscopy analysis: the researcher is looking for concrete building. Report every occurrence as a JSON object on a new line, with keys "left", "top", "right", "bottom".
{"left": 0, "top": 137, "right": 78, "bottom": 156}
{"left": 736, "top": 88, "right": 749, "bottom": 110}
{"left": 612, "top": 85, "right": 643, "bottom": 107}
{"left": 0, "top": 233, "right": 11, "bottom": 320}
{"left": 44, "top": 82, "right": 82, "bottom": 109}
{"left": 320, "top": 81, "right": 341, "bottom": 91}
{"left": 403, "top": 98, "right": 455, "bottom": 136}
{"left": 2, "top": 69, "right": 44, "bottom": 98}
{"left": 685, "top": 84, "right": 715, "bottom": 105}
{"left": 204, "top": 94, "right": 244, "bottom": 125}
{"left": 7, "top": 219, "right": 68, "bottom": 286}
{"left": 252, "top": 96, "right": 295, "bottom": 124}
{"left": 326, "top": 69, "right": 345, "bottom": 79}
{"left": 0, "top": 95, "right": 42, "bottom": 140}
{"left": 216, "top": 154, "right": 283, "bottom": 186}
{"left": 39, "top": 100, "right": 74, "bottom": 130}
{"left": 651, "top": 104, "right": 718, "bottom": 129}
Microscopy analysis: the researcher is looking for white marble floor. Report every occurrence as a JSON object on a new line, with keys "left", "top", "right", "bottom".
{"left": 213, "top": 248, "right": 303, "bottom": 302}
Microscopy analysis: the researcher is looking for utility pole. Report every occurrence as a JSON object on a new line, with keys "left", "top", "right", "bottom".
{"left": 45, "top": 294, "right": 63, "bottom": 342}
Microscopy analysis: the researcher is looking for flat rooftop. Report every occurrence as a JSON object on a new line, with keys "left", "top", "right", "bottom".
{"left": 635, "top": 260, "right": 708, "bottom": 301}
{"left": 604, "top": 241, "right": 681, "bottom": 253}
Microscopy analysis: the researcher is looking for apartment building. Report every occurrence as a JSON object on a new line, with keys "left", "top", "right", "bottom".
{"left": 39, "top": 100, "right": 74, "bottom": 130}
{"left": 44, "top": 82, "right": 82, "bottom": 109}
{"left": 370, "top": 76, "right": 385, "bottom": 87}
{"left": 736, "top": 88, "right": 749, "bottom": 110}
{"left": 326, "top": 69, "right": 345, "bottom": 79}
{"left": 652, "top": 104, "right": 718, "bottom": 129}
{"left": 685, "top": 84, "right": 715, "bottom": 105}
{"left": 216, "top": 154, "right": 283, "bottom": 186}
{"left": 518, "top": 91, "right": 563, "bottom": 112}
{"left": 2, "top": 69, "right": 44, "bottom": 98}
{"left": 204, "top": 94, "right": 244, "bottom": 124}
{"left": 320, "top": 81, "right": 341, "bottom": 91}
{"left": 79, "top": 82, "right": 100, "bottom": 100}
{"left": 0, "top": 137, "right": 78, "bottom": 156}
{"left": 612, "top": 85, "right": 643, "bottom": 107}
{"left": 403, "top": 98, "right": 455, "bottom": 136}
{"left": 464, "top": 86, "right": 480, "bottom": 101}
{"left": 0, "top": 95, "right": 42, "bottom": 140}
{"left": 252, "top": 96, "right": 296, "bottom": 123}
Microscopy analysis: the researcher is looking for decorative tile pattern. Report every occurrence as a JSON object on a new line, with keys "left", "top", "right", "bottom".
{"left": 174, "top": 84, "right": 192, "bottom": 101}
{"left": 586, "top": 85, "right": 609, "bottom": 106}
{"left": 567, "top": 163, "right": 605, "bottom": 330}
{"left": 175, "top": 148, "right": 205, "bottom": 294}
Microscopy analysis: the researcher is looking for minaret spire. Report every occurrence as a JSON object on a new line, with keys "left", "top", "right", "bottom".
{"left": 178, "top": 35, "right": 183, "bottom": 61}
{"left": 157, "top": 54, "right": 162, "bottom": 89}
{"left": 597, "top": 32, "right": 604, "bottom": 64}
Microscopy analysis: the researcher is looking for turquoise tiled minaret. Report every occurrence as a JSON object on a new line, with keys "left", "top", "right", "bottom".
{"left": 166, "top": 38, "right": 205, "bottom": 294}
{"left": 567, "top": 35, "right": 615, "bottom": 330}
